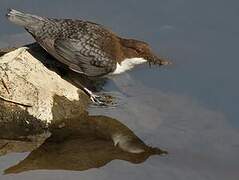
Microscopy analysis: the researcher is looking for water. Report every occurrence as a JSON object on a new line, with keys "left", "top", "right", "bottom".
{"left": 0, "top": 0, "right": 239, "bottom": 179}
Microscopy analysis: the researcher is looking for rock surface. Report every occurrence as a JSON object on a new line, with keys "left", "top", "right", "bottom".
{"left": 0, "top": 44, "right": 88, "bottom": 139}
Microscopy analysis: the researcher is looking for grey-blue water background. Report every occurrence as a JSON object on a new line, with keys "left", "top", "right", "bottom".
{"left": 0, "top": 0, "right": 238, "bottom": 179}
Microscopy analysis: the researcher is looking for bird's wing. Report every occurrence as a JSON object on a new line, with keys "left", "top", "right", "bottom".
{"left": 54, "top": 38, "right": 116, "bottom": 77}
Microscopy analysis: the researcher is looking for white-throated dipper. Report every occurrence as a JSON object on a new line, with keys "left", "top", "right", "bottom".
{"left": 6, "top": 9, "right": 171, "bottom": 105}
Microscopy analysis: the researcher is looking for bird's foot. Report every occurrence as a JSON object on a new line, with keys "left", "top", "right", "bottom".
{"left": 82, "top": 87, "right": 120, "bottom": 107}
{"left": 89, "top": 92, "right": 121, "bottom": 107}
{"left": 89, "top": 93, "right": 108, "bottom": 106}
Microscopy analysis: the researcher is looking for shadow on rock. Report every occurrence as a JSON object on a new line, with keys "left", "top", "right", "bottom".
{"left": 25, "top": 43, "right": 107, "bottom": 91}
{"left": 3, "top": 111, "right": 167, "bottom": 174}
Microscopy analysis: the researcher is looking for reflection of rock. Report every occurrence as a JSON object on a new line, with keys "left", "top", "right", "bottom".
{"left": 0, "top": 132, "right": 50, "bottom": 157}
{"left": 3, "top": 111, "right": 167, "bottom": 174}
{"left": 0, "top": 44, "right": 88, "bottom": 126}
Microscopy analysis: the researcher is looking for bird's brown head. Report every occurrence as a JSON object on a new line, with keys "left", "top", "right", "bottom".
{"left": 119, "top": 38, "right": 172, "bottom": 66}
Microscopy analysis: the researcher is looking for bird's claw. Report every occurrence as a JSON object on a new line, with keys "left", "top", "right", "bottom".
{"left": 90, "top": 94, "right": 107, "bottom": 106}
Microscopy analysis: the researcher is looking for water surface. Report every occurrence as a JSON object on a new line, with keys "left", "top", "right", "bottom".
{"left": 0, "top": 0, "right": 239, "bottom": 179}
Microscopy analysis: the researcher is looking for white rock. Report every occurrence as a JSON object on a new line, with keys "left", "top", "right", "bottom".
{"left": 0, "top": 47, "right": 86, "bottom": 124}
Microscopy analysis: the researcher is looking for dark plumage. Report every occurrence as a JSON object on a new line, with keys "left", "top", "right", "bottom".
{"left": 7, "top": 9, "right": 123, "bottom": 76}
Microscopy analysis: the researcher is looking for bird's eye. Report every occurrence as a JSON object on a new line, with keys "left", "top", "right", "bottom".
{"left": 136, "top": 48, "right": 143, "bottom": 53}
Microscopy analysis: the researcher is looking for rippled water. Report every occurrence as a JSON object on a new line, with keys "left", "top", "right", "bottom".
{"left": 0, "top": 0, "right": 239, "bottom": 179}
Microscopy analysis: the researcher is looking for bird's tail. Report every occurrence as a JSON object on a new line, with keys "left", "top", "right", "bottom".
{"left": 6, "top": 9, "right": 45, "bottom": 27}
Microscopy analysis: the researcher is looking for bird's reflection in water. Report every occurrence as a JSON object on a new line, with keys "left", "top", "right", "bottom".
{"left": 3, "top": 111, "right": 167, "bottom": 174}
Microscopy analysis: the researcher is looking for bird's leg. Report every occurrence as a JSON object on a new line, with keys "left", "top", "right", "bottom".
{"left": 68, "top": 74, "right": 108, "bottom": 106}
{"left": 82, "top": 86, "right": 105, "bottom": 105}
{"left": 81, "top": 85, "right": 107, "bottom": 106}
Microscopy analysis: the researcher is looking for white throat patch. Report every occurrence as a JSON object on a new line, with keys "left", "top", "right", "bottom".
{"left": 112, "top": 58, "right": 147, "bottom": 75}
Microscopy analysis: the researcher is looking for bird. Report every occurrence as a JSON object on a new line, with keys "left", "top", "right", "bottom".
{"left": 6, "top": 9, "right": 171, "bottom": 105}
